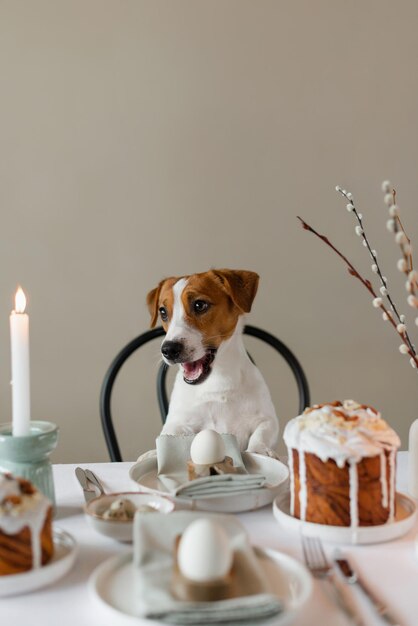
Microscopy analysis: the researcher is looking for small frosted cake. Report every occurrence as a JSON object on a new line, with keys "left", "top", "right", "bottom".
{"left": 101, "top": 498, "right": 137, "bottom": 521}
{"left": 283, "top": 400, "right": 400, "bottom": 527}
{"left": 0, "top": 473, "right": 53, "bottom": 575}
{"left": 100, "top": 498, "right": 156, "bottom": 520}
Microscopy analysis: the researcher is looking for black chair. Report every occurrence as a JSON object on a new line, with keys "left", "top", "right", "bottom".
{"left": 100, "top": 325, "right": 310, "bottom": 462}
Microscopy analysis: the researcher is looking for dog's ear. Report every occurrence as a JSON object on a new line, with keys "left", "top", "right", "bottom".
{"left": 210, "top": 269, "right": 259, "bottom": 313}
{"left": 146, "top": 280, "right": 166, "bottom": 328}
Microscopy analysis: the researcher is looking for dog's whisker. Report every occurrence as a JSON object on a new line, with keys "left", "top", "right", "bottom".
{"left": 151, "top": 349, "right": 164, "bottom": 371}
{"left": 202, "top": 332, "right": 229, "bottom": 342}
{"left": 152, "top": 358, "right": 162, "bottom": 372}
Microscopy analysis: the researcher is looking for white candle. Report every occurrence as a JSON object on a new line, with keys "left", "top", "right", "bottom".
{"left": 10, "top": 287, "right": 31, "bottom": 436}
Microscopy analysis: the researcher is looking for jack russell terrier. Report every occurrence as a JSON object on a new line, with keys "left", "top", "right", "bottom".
{"left": 147, "top": 269, "right": 279, "bottom": 457}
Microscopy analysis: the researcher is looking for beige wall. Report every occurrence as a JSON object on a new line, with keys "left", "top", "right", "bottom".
{"left": 1, "top": 0, "right": 417, "bottom": 462}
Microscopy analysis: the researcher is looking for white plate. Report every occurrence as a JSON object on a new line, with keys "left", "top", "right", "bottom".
{"left": 273, "top": 491, "right": 417, "bottom": 545}
{"left": 85, "top": 492, "right": 175, "bottom": 542}
{"left": 89, "top": 546, "right": 312, "bottom": 626}
{"left": 0, "top": 529, "right": 77, "bottom": 597}
{"left": 129, "top": 451, "right": 289, "bottom": 513}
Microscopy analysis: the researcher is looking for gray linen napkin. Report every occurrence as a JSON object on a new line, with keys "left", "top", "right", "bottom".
{"left": 133, "top": 511, "right": 283, "bottom": 624}
{"left": 156, "top": 434, "right": 266, "bottom": 498}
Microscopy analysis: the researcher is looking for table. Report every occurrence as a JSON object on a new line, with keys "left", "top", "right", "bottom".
{"left": 1, "top": 452, "right": 416, "bottom": 626}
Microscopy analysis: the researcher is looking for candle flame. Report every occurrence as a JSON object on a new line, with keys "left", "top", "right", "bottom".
{"left": 15, "top": 287, "right": 27, "bottom": 313}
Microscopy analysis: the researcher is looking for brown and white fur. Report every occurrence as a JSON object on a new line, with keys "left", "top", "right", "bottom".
{"left": 147, "top": 269, "right": 279, "bottom": 457}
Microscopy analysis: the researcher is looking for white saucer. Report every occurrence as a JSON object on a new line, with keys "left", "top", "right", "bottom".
{"left": 0, "top": 528, "right": 77, "bottom": 597}
{"left": 273, "top": 491, "right": 417, "bottom": 544}
{"left": 89, "top": 546, "right": 312, "bottom": 626}
{"left": 129, "top": 451, "right": 289, "bottom": 513}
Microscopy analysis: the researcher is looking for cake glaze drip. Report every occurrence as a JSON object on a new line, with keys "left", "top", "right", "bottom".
{"left": 380, "top": 450, "right": 388, "bottom": 509}
{"left": 348, "top": 459, "right": 359, "bottom": 529}
{"left": 284, "top": 400, "right": 399, "bottom": 527}
{"left": 287, "top": 446, "right": 295, "bottom": 516}
{"left": 298, "top": 451, "right": 307, "bottom": 522}
{"left": 0, "top": 473, "right": 50, "bottom": 569}
{"left": 389, "top": 449, "right": 396, "bottom": 523}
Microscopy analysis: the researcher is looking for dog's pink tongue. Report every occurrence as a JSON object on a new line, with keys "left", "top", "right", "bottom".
{"left": 183, "top": 359, "right": 204, "bottom": 381}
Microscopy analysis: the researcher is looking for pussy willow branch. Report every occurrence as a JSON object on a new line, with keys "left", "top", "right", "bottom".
{"left": 385, "top": 185, "right": 417, "bottom": 297}
{"left": 297, "top": 216, "right": 418, "bottom": 369}
{"left": 392, "top": 189, "right": 413, "bottom": 272}
{"left": 336, "top": 187, "right": 416, "bottom": 356}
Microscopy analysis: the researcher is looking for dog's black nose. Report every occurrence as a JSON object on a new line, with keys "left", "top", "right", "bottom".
{"left": 161, "top": 341, "right": 183, "bottom": 361}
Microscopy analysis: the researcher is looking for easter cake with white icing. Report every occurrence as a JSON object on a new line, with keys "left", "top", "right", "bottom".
{"left": 283, "top": 400, "right": 400, "bottom": 527}
{"left": 0, "top": 472, "right": 53, "bottom": 575}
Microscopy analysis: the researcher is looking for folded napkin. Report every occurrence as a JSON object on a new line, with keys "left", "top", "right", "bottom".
{"left": 156, "top": 434, "right": 266, "bottom": 498}
{"left": 133, "top": 510, "right": 283, "bottom": 624}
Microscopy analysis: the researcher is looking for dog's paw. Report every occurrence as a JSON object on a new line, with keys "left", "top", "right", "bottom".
{"left": 246, "top": 445, "right": 279, "bottom": 459}
{"left": 136, "top": 448, "right": 157, "bottom": 463}
{"left": 161, "top": 424, "right": 196, "bottom": 437}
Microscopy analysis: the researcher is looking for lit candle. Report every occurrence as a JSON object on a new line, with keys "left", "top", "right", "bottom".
{"left": 10, "top": 287, "right": 31, "bottom": 436}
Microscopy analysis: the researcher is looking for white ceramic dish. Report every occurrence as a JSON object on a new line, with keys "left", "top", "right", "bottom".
{"left": 273, "top": 491, "right": 417, "bottom": 545}
{"left": 129, "top": 451, "right": 289, "bottom": 513}
{"left": 89, "top": 546, "right": 312, "bottom": 626}
{"left": 0, "top": 529, "right": 77, "bottom": 597}
{"left": 85, "top": 492, "right": 175, "bottom": 542}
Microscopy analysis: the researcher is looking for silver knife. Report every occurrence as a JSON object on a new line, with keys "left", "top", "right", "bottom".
{"left": 326, "top": 571, "right": 366, "bottom": 626}
{"left": 75, "top": 467, "right": 99, "bottom": 503}
{"left": 335, "top": 556, "right": 402, "bottom": 626}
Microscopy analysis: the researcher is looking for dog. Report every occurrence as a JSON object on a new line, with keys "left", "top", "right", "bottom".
{"left": 146, "top": 269, "right": 279, "bottom": 457}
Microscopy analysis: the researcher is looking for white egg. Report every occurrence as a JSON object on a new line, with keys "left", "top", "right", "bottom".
{"left": 190, "top": 429, "right": 225, "bottom": 465}
{"left": 177, "top": 518, "right": 233, "bottom": 582}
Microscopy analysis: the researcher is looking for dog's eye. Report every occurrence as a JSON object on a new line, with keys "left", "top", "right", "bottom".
{"left": 159, "top": 306, "right": 168, "bottom": 322}
{"left": 193, "top": 300, "right": 210, "bottom": 314}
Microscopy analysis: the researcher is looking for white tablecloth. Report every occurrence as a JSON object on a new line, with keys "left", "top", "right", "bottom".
{"left": 1, "top": 452, "right": 416, "bottom": 626}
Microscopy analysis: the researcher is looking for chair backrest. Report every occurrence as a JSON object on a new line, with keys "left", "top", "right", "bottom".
{"left": 100, "top": 325, "right": 310, "bottom": 462}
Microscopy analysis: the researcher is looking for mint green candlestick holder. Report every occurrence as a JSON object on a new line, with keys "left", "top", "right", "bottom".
{"left": 0, "top": 421, "right": 58, "bottom": 506}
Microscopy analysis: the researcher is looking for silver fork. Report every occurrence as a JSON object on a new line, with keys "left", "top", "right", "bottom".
{"left": 302, "top": 534, "right": 364, "bottom": 626}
